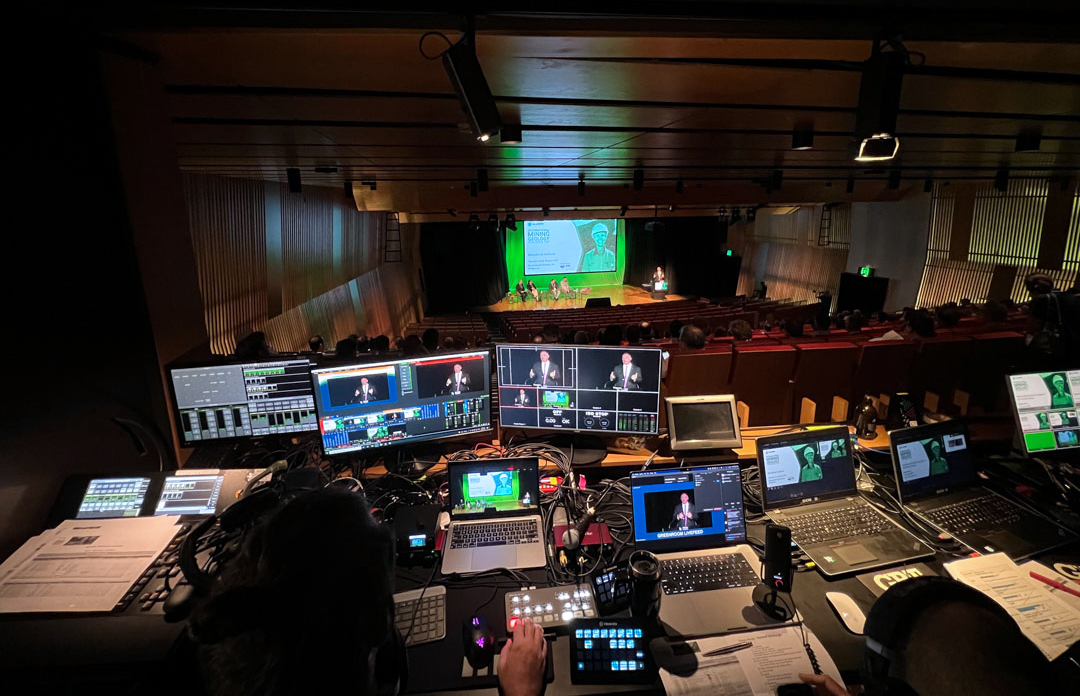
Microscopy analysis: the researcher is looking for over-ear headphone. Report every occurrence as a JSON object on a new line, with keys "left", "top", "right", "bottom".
{"left": 861, "top": 576, "right": 1007, "bottom": 695}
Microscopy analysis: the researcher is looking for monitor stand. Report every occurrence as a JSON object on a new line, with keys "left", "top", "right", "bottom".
{"left": 546, "top": 434, "right": 608, "bottom": 467}
{"left": 670, "top": 448, "right": 740, "bottom": 465}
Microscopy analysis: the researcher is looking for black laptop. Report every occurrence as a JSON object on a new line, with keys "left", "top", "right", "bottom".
{"left": 756, "top": 426, "right": 933, "bottom": 577}
{"left": 888, "top": 420, "right": 1075, "bottom": 559}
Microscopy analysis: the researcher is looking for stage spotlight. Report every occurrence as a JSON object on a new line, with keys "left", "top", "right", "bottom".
{"left": 578, "top": 179, "right": 585, "bottom": 196}
{"left": 469, "top": 181, "right": 478, "bottom": 197}
{"left": 887, "top": 168, "right": 901, "bottom": 190}
{"left": 853, "top": 43, "right": 905, "bottom": 162}
{"left": 343, "top": 180, "right": 354, "bottom": 201}
{"left": 505, "top": 212, "right": 517, "bottom": 230}
{"left": 1015, "top": 129, "right": 1041, "bottom": 152}
{"left": 846, "top": 178, "right": 855, "bottom": 194}
{"left": 718, "top": 207, "right": 728, "bottom": 218}
{"left": 468, "top": 214, "right": 480, "bottom": 231}
{"left": 619, "top": 205, "right": 628, "bottom": 217}
{"left": 633, "top": 169, "right": 644, "bottom": 190}
{"left": 675, "top": 179, "right": 684, "bottom": 194}
{"left": 994, "top": 167, "right": 1009, "bottom": 193}
{"left": 924, "top": 178, "right": 933, "bottom": 193}
{"left": 441, "top": 35, "right": 502, "bottom": 142}
{"left": 542, "top": 207, "right": 550, "bottom": 217}
{"left": 488, "top": 213, "right": 499, "bottom": 230}
{"left": 477, "top": 168, "right": 489, "bottom": 192}
{"left": 500, "top": 124, "right": 523, "bottom": 144}
{"left": 286, "top": 167, "right": 301, "bottom": 193}
{"left": 668, "top": 204, "right": 675, "bottom": 212}
{"left": 791, "top": 126, "right": 814, "bottom": 150}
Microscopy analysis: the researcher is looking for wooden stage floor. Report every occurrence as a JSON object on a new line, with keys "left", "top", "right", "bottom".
{"left": 479, "top": 285, "right": 686, "bottom": 313}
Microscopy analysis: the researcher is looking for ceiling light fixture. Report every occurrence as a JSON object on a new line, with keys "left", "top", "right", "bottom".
{"left": 488, "top": 213, "right": 499, "bottom": 229}
{"left": 791, "top": 126, "right": 815, "bottom": 150}
{"left": 500, "top": 125, "right": 523, "bottom": 144}
{"left": 1015, "top": 129, "right": 1041, "bottom": 153}
{"left": 633, "top": 169, "right": 644, "bottom": 191}
{"left": 441, "top": 31, "right": 502, "bottom": 142}
{"left": 578, "top": 179, "right": 585, "bottom": 196}
{"left": 619, "top": 205, "right": 628, "bottom": 217}
{"left": 853, "top": 41, "right": 905, "bottom": 162}
{"left": 505, "top": 212, "right": 517, "bottom": 230}
{"left": 994, "top": 167, "right": 1009, "bottom": 193}
{"left": 286, "top": 167, "right": 301, "bottom": 193}
{"left": 468, "top": 214, "right": 480, "bottom": 231}
{"left": 477, "top": 168, "right": 489, "bottom": 192}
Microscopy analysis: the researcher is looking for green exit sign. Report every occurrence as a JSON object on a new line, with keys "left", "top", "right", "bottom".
{"left": 726, "top": 249, "right": 733, "bottom": 257}
{"left": 859, "top": 265, "right": 875, "bottom": 277}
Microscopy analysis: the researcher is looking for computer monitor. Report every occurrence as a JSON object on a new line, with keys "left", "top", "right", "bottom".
{"left": 756, "top": 426, "right": 855, "bottom": 510}
{"left": 1007, "top": 370, "right": 1080, "bottom": 455}
{"left": 168, "top": 358, "right": 319, "bottom": 446}
{"left": 666, "top": 395, "right": 742, "bottom": 451}
{"left": 495, "top": 344, "right": 662, "bottom": 435}
{"left": 888, "top": 420, "right": 975, "bottom": 504}
{"left": 310, "top": 350, "right": 492, "bottom": 456}
{"left": 629, "top": 464, "right": 747, "bottom": 553}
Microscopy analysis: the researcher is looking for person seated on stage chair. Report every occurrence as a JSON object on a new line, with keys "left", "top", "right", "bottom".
{"left": 679, "top": 325, "right": 707, "bottom": 350}
{"left": 513, "top": 389, "right": 530, "bottom": 407}
{"left": 580, "top": 222, "right": 616, "bottom": 272}
{"left": 529, "top": 349, "right": 561, "bottom": 387}
{"left": 609, "top": 351, "right": 643, "bottom": 390}
{"left": 444, "top": 363, "right": 471, "bottom": 394}
{"left": 546, "top": 278, "right": 560, "bottom": 300}
{"left": 560, "top": 276, "right": 573, "bottom": 297}
{"left": 652, "top": 266, "right": 665, "bottom": 284}
{"left": 349, "top": 377, "right": 376, "bottom": 404}
{"left": 669, "top": 492, "right": 697, "bottom": 530}
{"left": 515, "top": 279, "right": 528, "bottom": 302}
{"left": 526, "top": 279, "right": 540, "bottom": 302}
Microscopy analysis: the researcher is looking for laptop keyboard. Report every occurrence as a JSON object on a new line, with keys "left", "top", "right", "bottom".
{"left": 394, "top": 585, "right": 446, "bottom": 646}
{"left": 784, "top": 504, "right": 892, "bottom": 545}
{"left": 923, "top": 494, "right": 1022, "bottom": 534}
{"left": 449, "top": 519, "right": 539, "bottom": 549}
{"left": 660, "top": 553, "right": 759, "bottom": 595}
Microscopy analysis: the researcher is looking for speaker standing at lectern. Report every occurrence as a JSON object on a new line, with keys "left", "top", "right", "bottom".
{"left": 652, "top": 266, "right": 665, "bottom": 284}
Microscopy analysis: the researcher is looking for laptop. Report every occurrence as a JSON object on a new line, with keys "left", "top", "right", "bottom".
{"left": 441, "top": 458, "right": 546, "bottom": 574}
{"left": 756, "top": 426, "right": 933, "bottom": 577}
{"left": 630, "top": 463, "right": 780, "bottom": 637}
{"left": 889, "top": 420, "right": 1076, "bottom": 559}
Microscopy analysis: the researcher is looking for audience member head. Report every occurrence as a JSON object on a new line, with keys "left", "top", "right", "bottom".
{"left": 356, "top": 337, "right": 370, "bottom": 353}
{"left": 372, "top": 335, "right": 391, "bottom": 352}
{"left": 532, "top": 333, "right": 545, "bottom": 344}
{"left": 762, "top": 313, "right": 775, "bottom": 331}
{"left": 334, "top": 337, "right": 358, "bottom": 358}
{"left": 393, "top": 336, "right": 405, "bottom": 351}
{"left": 401, "top": 335, "right": 426, "bottom": 356}
{"left": 679, "top": 325, "right": 707, "bottom": 350}
{"left": 667, "top": 319, "right": 684, "bottom": 340}
{"left": 542, "top": 323, "right": 560, "bottom": 342}
{"left": 639, "top": 321, "right": 653, "bottom": 342}
{"left": 908, "top": 311, "right": 936, "bottom": 338}
{"left": 813, "top": 314, "right": 832, "bottom": 332}
{"left": 625, "top": 323, "right": 642, "bottom": 345}
{"left": 847, "top": 311, "right": 868, "bottom": 333}
{"left": 782, "top": 319, "right": 804, "bottom": 338}
{"left": 935, "top": 304, "right": 961, "bottom": 328}
{"left": 1024, "top": 272, "right": 1054, "bottom": 297}
{"left": 833, "top": 313, "right": 847, "bottom": 330}
{"left": 729, "top": 320, "right": 752, "bottom": 342}
{"left": 600, "top": 324, "right": 623, "bottom": 346}
{"left": 982, "top": 299, "right": 1008, "bottom": 323}
{"left": 234, "top": 331, "right": 271, "bottom": 361}
{"left": 421, "top": 328, "right": 439, "bottom": 352}
{"left": 308, "top": 335, "right": 324, "bottom": 353}
{"left": 689, "top": 316, "right": 710, "bottom": 334}
{"left": 573, "top": 330, "right": 590, "bottom": 345}
{"left": 712, "top": 326, "right": 728, "bottom": 338}
{"left": 873, "top": 311, "right": 891, "bottom": 324}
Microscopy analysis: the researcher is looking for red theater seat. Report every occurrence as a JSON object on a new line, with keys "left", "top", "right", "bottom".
{"left": 730, "top": 344, "right": 797, "bottom": 426}
{"left": 790, "top": 342, "right": 859, "bottom": 422}
{"left": 666, "top": 349, "right": 734, "bottom": 397}
{"left": 850, "top": 341, "right": 919, "bottom": 412}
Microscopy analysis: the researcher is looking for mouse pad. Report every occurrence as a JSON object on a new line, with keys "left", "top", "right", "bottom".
{"left": 831, "top": 542, "right": 878, "bottom": 566}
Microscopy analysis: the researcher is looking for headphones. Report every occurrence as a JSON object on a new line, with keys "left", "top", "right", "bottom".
{"left": 861, "top": 576, "right": 1009, "bottom": 695}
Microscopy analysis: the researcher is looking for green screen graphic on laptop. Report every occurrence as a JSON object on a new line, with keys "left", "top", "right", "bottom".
{"left": 450, "top": 459, "right": 540, "bottom": 516}
{"left": 1010, "top": 370, "right": 1080, "bottom": 454}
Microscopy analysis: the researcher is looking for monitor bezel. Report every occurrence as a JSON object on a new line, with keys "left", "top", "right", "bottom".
{"left": 166, "top": 356, "right": 318, "bottom": 448}
{"left": 309, "top": 349, "right": 494, "bottom": 457}
{"left": 755, "top": 425, "right": 855, "bottom": 510}
{"left": 629, "top": 463, "right": 747, "bottom": 554}
{"left": 666, "top": 394, "right": 743, "bottom": 451}
{"left": 495, "top": 343, "right": 663, "bottom": 436}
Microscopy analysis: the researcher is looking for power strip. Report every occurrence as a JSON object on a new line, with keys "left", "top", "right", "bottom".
{"left": 504, "top": 584, "right": 597, "bottom": 633}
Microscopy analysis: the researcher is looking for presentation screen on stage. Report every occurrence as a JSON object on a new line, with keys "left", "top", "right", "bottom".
{"left": 496, "top": 344, "right": 661, "bottom": 435}
{"left": 523, "top": 219, "right": 618, "bottom": 275}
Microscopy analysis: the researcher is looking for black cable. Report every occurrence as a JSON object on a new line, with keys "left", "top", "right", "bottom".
{"left": 402, "top": 561, "right": 440, "bottom": 644}
{"left": 418, "top": 31, "right": 454, "bottom": 60}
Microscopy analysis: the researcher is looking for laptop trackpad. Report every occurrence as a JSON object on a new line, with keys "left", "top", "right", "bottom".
{"left": 831, "top": 542, "right": 879, "bottom": 566}
{"left": 474, "top": 546, "right": 513, "bottom": 570}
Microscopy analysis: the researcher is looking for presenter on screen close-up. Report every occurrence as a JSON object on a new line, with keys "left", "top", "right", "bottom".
{"left": 580, "top": 222, "right": 615, "bottom": 272}
{"left": 670, "top": 492, "right": 697, "bottom": 530}
{"left": 529, "top": 350, "right": 561, "bottom": 387}
{"left": 609, "top": 352, "right": 642, "bottom": 390}
{"left": 444, "top": 363, "right": 471, "bottom": 394}
{"left": 349, "top": 376, "right": 376, "bottom": 404}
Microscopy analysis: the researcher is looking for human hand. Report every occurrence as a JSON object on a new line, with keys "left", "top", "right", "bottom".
{"left": 499, "top": 618, "right": 547, "bottom": 696}
{"left": 799, "top": 673, "right": 847, "bottom": 696}
{"left": 610, "top": 372, "right": 616, "bottom": 381}
{"left": 446, "top": 378, "right": 452, "bottom": 386}
{"left": 354, "top": 389, "right": 360, "bottom": 396}
{"left": 677, "top": 512, "right": 684, "bottom": 520}
{"left": 529, "top": 369, "right": 535, "bottom": 378}
{"left": 631, "top": 373, "right": 638, "bottom": 381}
{"left": 549, "top": 370, "right": 557, "bottom": 379}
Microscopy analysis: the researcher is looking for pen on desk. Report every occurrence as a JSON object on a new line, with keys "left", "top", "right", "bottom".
{"left": 1029, "top": 571, "right": 1080, "bottom": 599}
{"left": 704, "top": 641, "right": 753, "bottom": 657}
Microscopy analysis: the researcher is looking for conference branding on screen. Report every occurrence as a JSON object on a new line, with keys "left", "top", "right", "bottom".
{"left": 1010, "top": 370, "right": 1080, "bottom": 453}
{"left": 523, "top": 219, "right": 618, "bottom": 275}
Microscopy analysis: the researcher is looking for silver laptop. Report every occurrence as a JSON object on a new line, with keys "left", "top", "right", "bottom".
{"left": 441, "top": 458, "right": 546, "bottom": 575}
{"left": 630, "top": 464, "right": 780, "bottom": 637}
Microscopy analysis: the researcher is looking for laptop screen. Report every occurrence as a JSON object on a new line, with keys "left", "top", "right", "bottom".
{"left": 757, "top": 426, "right": 855, "bottom": 509}
{"left": 889, "top": 421, "right": 974, "bottom": 503}
{"left": 448, "top": 458, "right": 540, "bottom": 520}
{"left": 1007, "top": 370, "right": 1080, "bottom": 455}
{"left": 630, "top": 464, "right": 746, "bottom": 553}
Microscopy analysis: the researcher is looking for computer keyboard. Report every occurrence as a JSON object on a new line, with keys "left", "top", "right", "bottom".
{"left": 394, "top": 585, "right": 446, "bottom": 646}
{"left": 448, "top": 519, "right": 539, "bottom": 549}
{"left": 116, "top": 523, "right": 192, "bottom": 613}
{"left": 660, "top": 553, "right": 759, "bottom": 595}
{"left": 784, "top": 504, "right": 892, "bottom": 545}
{"left": 923, "top": 494, "right": 1022, "bottom": 534}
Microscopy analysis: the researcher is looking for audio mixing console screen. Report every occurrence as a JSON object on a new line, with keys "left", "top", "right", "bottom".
{"left": 311, "top": 350, "right": 492, "bottom": 455}
{"left": 169, "top": 359, "right": 318, "bottom": 445}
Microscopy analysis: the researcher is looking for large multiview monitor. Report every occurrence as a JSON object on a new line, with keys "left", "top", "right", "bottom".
{"left": 523, "top": 219, "right": 618, "bottom": 275}
{"left": 1008, "top": 370, "right": 1080, "bottom": 455}
{"left": 311, "top": 350, "right": 492, "bottom": 456}
{"left": 496, "top": 344, "right": 662, "bottom": 435}
{"left": 168, "top": 358, "right": 319, "bottom": 445}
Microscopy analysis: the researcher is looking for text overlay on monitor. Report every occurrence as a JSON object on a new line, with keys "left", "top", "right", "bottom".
{"left": 496, "top": 345, "right": 662, "bottom": 435}
{"left": 1008, "top": 370, "right": 1080, "bottom": 454}
{"left": 523, "top": 219, "right": 618, "bottom": 275}
{"left": 630, "top": 464, "right": 747, "bottom": 553}
{"left": 311, "top": 350, "right": 492, "bottom": 455}
{"left": 169, "top": 358, "right": 318, "bottom": 445}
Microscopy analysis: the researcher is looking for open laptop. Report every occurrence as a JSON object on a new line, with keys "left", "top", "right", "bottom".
{"left": 630, "top": 463, "right": 780, "bottom": 637}
{"left": 442, "top": 458, "right": 546, "bottom": 574}
{"left": 756, "top": 426, "right": 933, "bottom": 577}
{"left": 889, "top": 420, "right": 1075, "bottom": 559}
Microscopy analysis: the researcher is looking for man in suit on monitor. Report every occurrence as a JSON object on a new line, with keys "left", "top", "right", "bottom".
{"left": 349, "top": 376, "right": 376, "bottom": 404}
{"left": 513, "top": 389, "right": 530, "bottom": 407}
{"left": 670, "top": 492, "right": 697, "bottom": 530}
{"left": 529, "top": 350, "right": 561, "bottom": 387}
{"left": 445, "top": 363, "right": 471, "bottom": 394}
{"left": 609, "top": 352, "right": 643, "bottom": 390}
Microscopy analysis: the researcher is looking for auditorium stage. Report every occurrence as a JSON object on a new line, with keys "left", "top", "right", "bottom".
{"left": 479, "top": 285, "right": 686, "bottom": 313}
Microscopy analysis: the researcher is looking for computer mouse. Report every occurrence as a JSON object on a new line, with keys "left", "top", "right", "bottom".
{"left": 163, "top": 584, "right": 195, "bottom": 623}
{"left": 462, "top": 616, "right": 497, "bottom": 670}
{"left": 825, "top": 591, "right": 866, "bottom": 634}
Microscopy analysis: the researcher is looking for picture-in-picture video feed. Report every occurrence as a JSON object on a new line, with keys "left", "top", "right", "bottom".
{"left": 630, "top": 465, "right": 746, "bottom": 551}
{"left": 311, "top": 351, "right": 491, "bottom": 455}
{"left": 759, "top": 429, "right": 854, "bottom": 507}
{"left": 496, "top": 345, "right": 662, "bottom": 434}
{"left": 891, "top": 422, "right": 974, "bottom": 501}
{"left": 449, "top": 459, "right": 540, "bottom": 518}
{"left": 523, "top": 219, "right": 618, "bottom": 275}
{"left": 1009, "top": 370, "right": 1080, "bottom": 454}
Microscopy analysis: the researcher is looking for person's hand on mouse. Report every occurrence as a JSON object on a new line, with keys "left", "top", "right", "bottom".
{"left": 499, "top": 618, "right": 546, "bottom": 696}
{"left": 799, "top": 672, "right": 848, "bottom": 696}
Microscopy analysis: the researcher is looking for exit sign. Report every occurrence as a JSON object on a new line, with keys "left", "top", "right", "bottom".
{"left": 726, "top": 249, "right": 733, "bottom": 257}
{"left": 859, "top": 265, "right": 875, "bottom": 277}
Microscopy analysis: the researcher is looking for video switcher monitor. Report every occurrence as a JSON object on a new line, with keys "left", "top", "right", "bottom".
{"left": 496, "top": 344, "right": 662, "bottom": 435}
{"left": 311, "top": 350, "right": 492, "bottom": 456}
{"left": 169, "top": 358, "right": 318, "bottom": 445}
